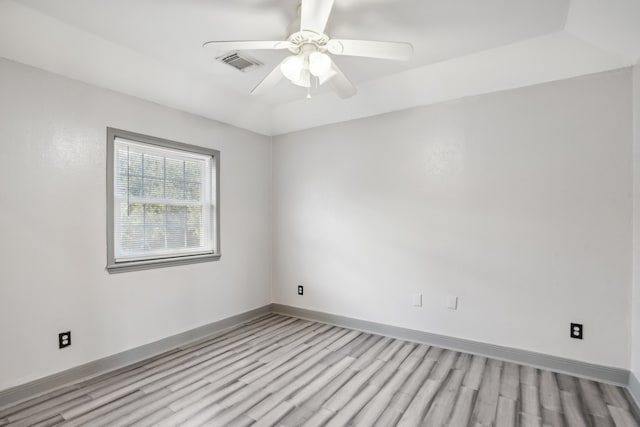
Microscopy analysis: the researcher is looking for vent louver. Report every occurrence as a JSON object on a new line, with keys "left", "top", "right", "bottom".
{"left": 216, "top": 52, "right": 263, "bottom": 72}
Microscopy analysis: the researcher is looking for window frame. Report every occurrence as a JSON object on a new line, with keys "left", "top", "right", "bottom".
{"left": 106, "top": 127, "right": 220, "bottom": 273}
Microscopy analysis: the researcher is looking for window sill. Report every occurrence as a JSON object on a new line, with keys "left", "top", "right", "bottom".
{"left": 106, "top": 253, "right": 221, "bottom": 273}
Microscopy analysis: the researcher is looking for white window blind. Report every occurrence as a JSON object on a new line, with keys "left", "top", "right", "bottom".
{"left": 113, "top": 137, "right": 215, "bottom": 263}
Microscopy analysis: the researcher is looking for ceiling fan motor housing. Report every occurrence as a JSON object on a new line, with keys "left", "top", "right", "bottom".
{"left": 286, "top": 31, "right": 330, "bottom": 54}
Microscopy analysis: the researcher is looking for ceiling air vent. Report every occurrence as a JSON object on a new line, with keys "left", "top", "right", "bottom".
{"left": 216, "top": 51, "right": 263, "bottom": 72}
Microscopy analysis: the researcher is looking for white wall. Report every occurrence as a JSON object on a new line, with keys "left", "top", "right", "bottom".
{"left": 0, "top": 57, "right": 635, "bottom": 394}
{"left": 272, "top": 69, "right": 633, "bottom": 369}
{"left": 633, "top": 63, "right": 640, "bottom": 380}
{"left": 0, "top": 58, "right": 272, "bottom": 391}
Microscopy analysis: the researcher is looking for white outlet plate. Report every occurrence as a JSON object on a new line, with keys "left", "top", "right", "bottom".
{"left": 447, "top": 295, "right": 458, "bottom": 310}
{"left": 412, "top": 293, "right": 422, "bottom": 307}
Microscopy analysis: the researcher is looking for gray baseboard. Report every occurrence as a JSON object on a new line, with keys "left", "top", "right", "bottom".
{"left": 629, "top": 372, "right": 640, "bottom": 414}
{"left": 271, "top": 304, "right": 630, "bottom": 387}
{"left": 0, "top": 302, "right": 635, "bottom": 412}
{"left": 0, "top": 304, "right": 272, "bottom": 410}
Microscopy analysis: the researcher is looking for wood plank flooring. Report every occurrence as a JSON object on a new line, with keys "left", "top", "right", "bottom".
{"left": 0, "top": 313, "right": 638, "bottom": 427}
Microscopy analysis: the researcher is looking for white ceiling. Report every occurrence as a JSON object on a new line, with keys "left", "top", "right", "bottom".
{"left": 1, "top": 0, "right": 639, "bottom": 135}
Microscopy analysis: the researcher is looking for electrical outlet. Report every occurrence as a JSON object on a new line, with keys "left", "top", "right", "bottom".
{"left": 297, "top": 285, "right": 304, "bottom": 296}
{"left": 59, "top": 331, "right": 71, "bottom": 349}
{"left": 447, "top": 295, "right": 458, "bottom": 310}
{"left": 412, "top": 293, "right": 422, "bottom": 307}
{"left": 570, "top": 323, "right": 583, "bottom": 340}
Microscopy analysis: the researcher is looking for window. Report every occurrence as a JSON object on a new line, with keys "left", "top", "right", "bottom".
{"left": 107, "top": 128, "right": 220, "bottom": 272}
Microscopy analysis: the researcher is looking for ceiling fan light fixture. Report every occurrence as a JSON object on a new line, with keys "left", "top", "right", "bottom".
{"left": 318, "top": 68, "right": 337, "bottom": 85}
{"left": 308, "top": 52, "right": 332, "bottom": 77}
{"left": 280, "top": 55, "right": 305, "bottom": 82}
{"left": 291, "top": 69, "right": 312, "bottom": 88}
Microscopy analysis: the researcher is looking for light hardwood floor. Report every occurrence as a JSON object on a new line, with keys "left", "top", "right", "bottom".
{"left": 0, "top": 314, "right": 638, "bottom": 427}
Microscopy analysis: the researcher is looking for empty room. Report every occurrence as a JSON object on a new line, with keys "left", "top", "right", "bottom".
{"left": 1, "top": 0, "right": 640, "bottom": 426}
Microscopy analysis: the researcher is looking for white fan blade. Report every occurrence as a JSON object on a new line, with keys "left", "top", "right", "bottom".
{"left": 203, "top": 40, "right": 295, "bottom": 51}
{"left": 300, "top": 0, "right": 334, "bottom": 34}
{"left": 327, "top": 39, "right": 413, "bottom": 61}
{"left": 251, "top": 61, "right": 285, "bottom": 96}
{"left": 328, "top": 60, "right": 356, "bottom": 99}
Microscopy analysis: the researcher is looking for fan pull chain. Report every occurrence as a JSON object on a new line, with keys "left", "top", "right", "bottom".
{"left": 307, "top": 87, "right": 311, "bottom": 99}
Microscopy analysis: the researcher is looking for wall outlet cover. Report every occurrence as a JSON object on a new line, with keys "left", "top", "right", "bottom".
{"left": 59, "top": 331, "right": 71, "bottom": 349}
{"left": 447, "top": 295, "right": 458, "bottom": 310}
{"left": 570, "top": 323, "right": 583, "bottom": 340}
{"left": 297, "top": 285, "right": 304, "bottom": 296}
{"left": 412, "top": 293, "right": 422, "bottom": 307}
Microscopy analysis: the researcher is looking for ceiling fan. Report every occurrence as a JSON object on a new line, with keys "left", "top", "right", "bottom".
{"left": 202, "top": 0, "right": 413, "bottom": 99}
